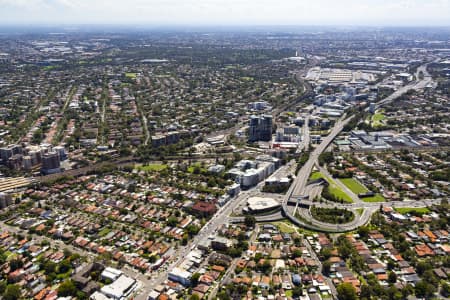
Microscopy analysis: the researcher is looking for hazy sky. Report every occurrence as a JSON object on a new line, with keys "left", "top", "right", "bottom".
{"left": 1, "top": 0, "right": 450, "bottom": 26}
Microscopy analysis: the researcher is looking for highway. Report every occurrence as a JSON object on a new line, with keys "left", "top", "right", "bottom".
{"left": 296, "top": 116, "right": 310, "bottom": 154}
{"left": 290, "top": 116, "right": 354, "bottom": 198}
{"left": 317, "top": 164, "right": 361, "bottom": 204}
{"left": 273, "top": 62, "right": 438, "bottom": 232}
{"left": 372, "top": 63, "right": 433, "bottom": 111}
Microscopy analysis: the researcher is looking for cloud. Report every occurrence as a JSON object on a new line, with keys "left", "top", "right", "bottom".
{"left": 0, "top": 0, "right": 449, "bottom": 26}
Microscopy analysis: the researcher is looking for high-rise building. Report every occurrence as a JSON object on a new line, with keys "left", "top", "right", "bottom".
{"left": 0, "top": 144, "right": 22, "bottom": 163}
{"left": 248, "top": 115, "right": 272, "bottom": 142}
{"left": 54, "top": 146, "right": 67, "bottom": 161}
{"left": 0, "top": 192, "right": 13, "bottom": 209}
{"left": 41, "top": 151, "right": 61, "bottom": 174}
{"left": 369, "top": 102, "right": 376, "bottom": 114}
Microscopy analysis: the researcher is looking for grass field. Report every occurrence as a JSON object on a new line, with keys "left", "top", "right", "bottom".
{"left": 125, "top": 72, "right": 137, "bottom": 78}
{"left": 328, "top": 186, "right": 353, "bottom": 203}
{"left": 310, "top": 172, "right": 353, "bottom": 203}
{"left": 136, "top": 164, "right": 167, "bottom": 172}
{"left": 362, "top": 194, "right": 385, "bottom": 202}
{"left": 98, "top": 228, "right": 111, "bottom": 237}
{"left": 340, "top": 178, "right": 369, "bottom": 194}
{"left": 310, "top": 171, "right": 325, "bottom": 181}
{"left": 271, "top": 221, "right": 297, "bottom": 234}
{"left": 339, "top": 178, "right": 385, "bottom": 202}
{"left": 187, "top": 162, "right": 207, "bottom": 173}
{"left": 372, "top": 110, "right": 386, "bottom": 127}
{"left": 394, "top": 207, "right": 430, "bottom": 214}
{"left": 373, "top": 113, "right": 385, "bottom": 122}
{"left": 43, "top": 65, "right": 56, "bottom": 70}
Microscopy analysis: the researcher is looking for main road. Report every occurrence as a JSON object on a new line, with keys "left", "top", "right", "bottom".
{"left": 277, "top": 62, "right": 438, "bottom": 232}
{"left": 142, "top": 181, "right": 265, "bottom": 297}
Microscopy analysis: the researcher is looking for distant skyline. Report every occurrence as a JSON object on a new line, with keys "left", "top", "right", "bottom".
{"left": 1, "top": 0, "right": 450, "bottom": 27}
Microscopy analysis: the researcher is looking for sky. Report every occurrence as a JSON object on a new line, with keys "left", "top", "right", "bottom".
{"left": 1, "top": 0, "right": 450, "bottom": 27}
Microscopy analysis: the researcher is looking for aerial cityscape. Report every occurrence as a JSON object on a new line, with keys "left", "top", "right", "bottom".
{"left": 0, "top": 1, "right": 449, "bottom": 300}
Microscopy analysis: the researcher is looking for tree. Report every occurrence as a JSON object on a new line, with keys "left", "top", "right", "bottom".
{"left": 387, "top": 260, "right": 396, "bottom": 270}
{"left": 360, "top": 284, "right": 371, "bottom": 300}
{"left": 337, "top": 283, "right": 357, "bottom": 300}
{"left": 320, "top": 247, "right": 332, "bottom": 260}
{"left": 322, "top": 260, "right": 331, "bottom": 276}
{"left": 414, "top": 280, "right": 436, "bottom": 299}
{"left": 244, "top": 215, "right": 256, "bottom": 228}
{"left": 167, "top": 216, "right": 178, "bottom": 227}
{"left": 441, "top": 282, "right": 450, "bottom": 297}
{"left": 181, "top": 234, "right": 189, "bottom": 246}
{"left": 319, "top": 152, "right": 334, "bottom": 166}
{"left": 422, "top": 269, "right": 438, "bottom": 287}
{"left": 9, "top": 258, "right": 23, "bottom": 271}
{"left": 191, "top": 273, "right": 200, "bottom": 286}
{"left": 217, "top": 291, "right": 231, "bottom": 300}
{"left": 386, "top": 285, "right": 402, "bottom": 300}
{"left": 42, "top": 260, "right": 57, "bottom": 275}
{"left": 338, "top": 240, "right": 353, "bottom": 260}
{"left": 416, "top": 261, "right": 431, "bottom": 275}
{"left": 293, "top": 249, "right": 303, "bottom": 258}
{"left": 186, "top": 225, "right": 200, "bottom": 236}
{"left": 357, "top": 226, "right": 370, "bottom": 240}
{"left": 57, "top": 280, "right": 77, "bottom": 297}
{"left": 3, "top": 284, "right": 21, "bottom": 300}
{"left": 388, "top": 271, "right": 397, "bottom": 284}
{"left": 0, "top": 281, "right": 6, "bottom": 295}
{"left": 58, "top": 259, "right": 72, "bottom": 274}
{"left": 189, "top": 294, "right": 200, "bottom": 300}
{"left": 292, "top": 286, "right": 303, "bottom": 297}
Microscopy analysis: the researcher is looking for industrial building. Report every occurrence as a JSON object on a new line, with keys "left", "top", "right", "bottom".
{"left": 91, "top": 273, "right": 137, "bottom": 300}
{"left": 101, "top": 267, "right": 123, "bottom": 282}
{"left": 168, "top": 267, "right": 192, "bottom": 286}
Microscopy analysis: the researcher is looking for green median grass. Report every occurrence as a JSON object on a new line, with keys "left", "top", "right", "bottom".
{"left": 310, "top": 171, "right": 353, "bottom": 203}
{"left": 310, "top": 171, "right": 325, "bottom": 181}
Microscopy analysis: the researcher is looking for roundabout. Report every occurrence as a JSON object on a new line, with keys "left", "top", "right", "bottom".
{"left": 230, "top": 114, "right": 442, "bottom": 232}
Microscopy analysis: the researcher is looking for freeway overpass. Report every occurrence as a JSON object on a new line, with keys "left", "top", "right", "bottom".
{"left": 276, "top": 62, "right": 437, "bottom": 232}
